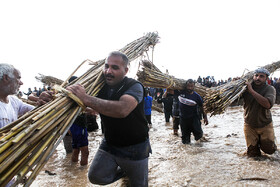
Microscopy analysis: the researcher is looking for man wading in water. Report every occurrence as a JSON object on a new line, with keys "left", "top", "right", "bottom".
{"left": 243, "top": 68, "right": 277, "bottom": 157}
{"left": 67, "top": 51, "right": 151, "bottom": 186}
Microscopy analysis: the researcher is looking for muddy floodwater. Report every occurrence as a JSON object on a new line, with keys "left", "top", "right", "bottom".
{"left": 31, "top": 105, "right": 280, "bottom": 187}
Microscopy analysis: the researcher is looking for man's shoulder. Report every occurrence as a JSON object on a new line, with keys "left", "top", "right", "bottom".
{"left": 8, "top": 95, "right": 21, "bottom": 103}
{"left": 263, "top": 84, "right": 276, "bottom": 93}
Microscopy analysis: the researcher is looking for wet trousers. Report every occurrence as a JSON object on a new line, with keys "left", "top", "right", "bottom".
{"left": 244, "top": 122, "right": 277, "bottom": 157}
{"left": 145, "top": 115, "right": 152, "bottom": 125}
{"left": 88, "top": 149, "right": 148, "bottom": 187}
{"left": 173, "top": 116, "right": 180, "bottom": 130}
{"left": 164, "top": 111, "right": 172, "bottom": 122}
{"left": 180, "top": 116, "right": 203, "bottom": 144}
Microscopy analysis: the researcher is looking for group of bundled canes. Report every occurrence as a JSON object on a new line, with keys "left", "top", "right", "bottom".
{"left": 0, "top": 51, "right": 278, "bottom": 186}
{"left": 144, "top": 67, "right": 277, "bottom": 157}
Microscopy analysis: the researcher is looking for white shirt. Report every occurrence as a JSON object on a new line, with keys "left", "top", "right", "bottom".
{"left": 0, "top": 95, "right": 34, "bottom": 128}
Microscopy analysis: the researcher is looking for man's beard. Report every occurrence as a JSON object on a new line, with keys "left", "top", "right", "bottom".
{"left": 186, "top": 89, "right": 193, "bottom": 93}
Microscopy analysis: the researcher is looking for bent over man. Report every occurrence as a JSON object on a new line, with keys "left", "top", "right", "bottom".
{"left": 67, "top": 51, "right": 151, "bottom": 187}
{"left": 243, "top": 67, "right": 277, "bottom": 157}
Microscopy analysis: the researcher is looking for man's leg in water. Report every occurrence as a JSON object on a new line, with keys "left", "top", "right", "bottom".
{"left": 88, "top": 149, "right": 124, "bottom": 185}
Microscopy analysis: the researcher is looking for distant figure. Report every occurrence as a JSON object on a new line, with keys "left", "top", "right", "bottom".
{"left": 24, "top": 88, "right": 32, "bottom": 97}
{"left": 203, "top": 77, "right": 212, "bottom": 88}
{"left": 159, "top": 89, "right": 173, "bottom": 123}
{"left": 17, "top": 91, "right": 23, "bottom": 98}
{"left": 37, "top": 87, "right": 42, "bottom": 97}
{"left": 242, "top": 68, "right": 277, "bottom": 157}
{"left": 172, "top": 90, "right": 180, "bottom": 135}
{"left": 42, "top": 85, "right": 47, "bottom": 92}
{"left": 197, "top": 76, "right": 202, "bottom": 84}
{"left": 144, "top": 88, "right": 153, "bottom": 126}
{"left": 179, "top": 79, "right": 208, "bottom": 144}
{"left": 33, "top": 87, "right": 38, "bottom": 94}
{"left": 274, "top": 78, "right": 280, "bottom": 104}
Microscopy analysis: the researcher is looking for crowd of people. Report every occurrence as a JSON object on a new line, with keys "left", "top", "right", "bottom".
{"left": 1, "top": 51, "right": 279, "bottom": 186}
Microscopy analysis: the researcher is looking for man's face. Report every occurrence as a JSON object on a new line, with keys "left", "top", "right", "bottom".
{"left": 186, "top": 83, "right": 195, "bottom": 93}
{"left": 253, "top": 72, "right": 267, "bottom": 86}
{"left": 6, "top": 69, "right": 23, "bottom": 95}
{"left": 103, "top": 55, "right": 128, "bottom": 86}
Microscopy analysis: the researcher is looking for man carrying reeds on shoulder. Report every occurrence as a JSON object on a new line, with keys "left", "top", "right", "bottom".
{"left": 242, "top": 68, "right": 277, "bottom": 157}
{"left": 67, "top": 51, "right": 151, "bottom": 187}
{"left": 178, "top": 79, "right": 208, "bottom": 144}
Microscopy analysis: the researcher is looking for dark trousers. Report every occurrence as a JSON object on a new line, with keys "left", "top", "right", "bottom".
{"left": 180, "top": 116, "right": 203, "bottom": 143}
{"left": 173, "top": 117, "right": 180, "bottom": 130}
{"left": 145, "top": 115, "right": 152, "bottom": 124}
{"left": 164, "top": 111, "right": 172, "bottom": 122}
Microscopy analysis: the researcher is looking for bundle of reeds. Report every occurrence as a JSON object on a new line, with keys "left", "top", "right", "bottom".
{"left": 35, "top": 74, "right": 64, "bottom": 86}
{"left": 137, "top": 60, "right": 207, "bottom": 97}
{"left": 0, "top": 32, "right": 159, "bottom": 187}
{"left": 204, "top": 60, "right": 280, "bottom": 116}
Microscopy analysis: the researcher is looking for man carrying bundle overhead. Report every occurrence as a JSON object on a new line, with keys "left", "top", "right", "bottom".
{"left": 67, "top": 51, "right": 151, "bottom": 187}
{"left": 242, "top": 68, "right": 277, "bottom": 157}
{"left": 178, "top": 79, "right": 208, "bottom": 144}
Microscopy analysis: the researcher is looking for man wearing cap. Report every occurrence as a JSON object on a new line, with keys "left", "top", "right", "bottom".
{"left": 242, "top": 67, "right": 277, "bottom": 157}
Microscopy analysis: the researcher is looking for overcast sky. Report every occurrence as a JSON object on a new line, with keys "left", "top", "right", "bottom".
{"left": 1, "top": 0, "right": 280, "bottom": 94}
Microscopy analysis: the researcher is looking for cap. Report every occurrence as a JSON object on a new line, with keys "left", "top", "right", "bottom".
{"left": 254, "top": 68, "right": 270, "bottom": 76}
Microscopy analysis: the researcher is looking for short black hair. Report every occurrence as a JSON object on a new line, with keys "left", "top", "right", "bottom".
{"left": 69, "top": 76, "right": 78, "bottom": 83}
{"left": 186, "top": 79, "right": 195, "bottom": 85}
{"left": 106, "top": 51, "right": 129, "bottom": 67}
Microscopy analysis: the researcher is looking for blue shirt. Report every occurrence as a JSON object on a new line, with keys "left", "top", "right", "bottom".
{"left": 144, "top": 96, "right": 153, "bottom": 115}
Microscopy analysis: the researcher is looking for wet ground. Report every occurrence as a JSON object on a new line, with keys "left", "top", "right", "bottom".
{"left": 31, "top": 105, "right": 280, "bottom": 187}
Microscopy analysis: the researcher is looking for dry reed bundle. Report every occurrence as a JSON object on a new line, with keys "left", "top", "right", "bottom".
{"left": 137, "top": 60, "right": 207, "bottom": 97}
{"left": 35, "top": 73, "right": 64, "bottom": 86}
{"left": 0, "top": 32, "right": 159, "bottom": 187}
{"left": 204, "top": 60, "right": 280, "bottom": 116}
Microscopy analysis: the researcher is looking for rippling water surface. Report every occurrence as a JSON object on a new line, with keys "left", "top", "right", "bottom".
{"left": 31, "top": 105, "right": 280, "bottom": 187}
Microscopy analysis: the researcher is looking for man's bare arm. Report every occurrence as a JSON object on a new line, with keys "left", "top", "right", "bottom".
{"left": 67, "top": 84, "right": 138, "bottom": 118}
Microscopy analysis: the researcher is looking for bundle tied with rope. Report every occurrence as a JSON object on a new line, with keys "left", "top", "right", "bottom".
{"left": 137, "top": 59, "right": 280, "bottom": 117}
{"left": 204, "top": 60, "right": 280, "bottom": 116}
{"left": 0, "top": 32, "right": 159, "bottom": 187}
{"left": 136, "top": 60, "right": 207, "bottom": 97}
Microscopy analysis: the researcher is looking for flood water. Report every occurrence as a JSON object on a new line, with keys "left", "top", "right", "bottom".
{"left": 31, "top": 105, "right": 280, "bottom": 187}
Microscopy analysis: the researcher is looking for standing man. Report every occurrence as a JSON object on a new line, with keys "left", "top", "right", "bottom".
{"left": 159, "top": 89, "right": 173, "bottom": 123}
{"left": 67, "top": 51, "right": 151, "bottom": 186}
{"left": 179, "top": 79, "right": 208, "bottom": 144}
{"left": 243, "top": 68, "right": 277, "bottom": 157}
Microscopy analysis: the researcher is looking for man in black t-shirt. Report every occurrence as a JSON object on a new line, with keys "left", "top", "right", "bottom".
{"left": 67, "top": 51, "right": 151, "bottom": 187}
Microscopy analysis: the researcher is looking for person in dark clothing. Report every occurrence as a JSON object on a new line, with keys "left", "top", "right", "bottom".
{"left": 24, "top": 88, "right": 32, "bottom": 97}
{"left": 159, "top": 89, "right": 173, "bottom": 123}
{"left": 67, "top": 51, "right": 151, "bottom": 187}
{"left": 242, "top": 68, "right": 277, "bottom": 157}
{"left": 172, "top": 90, "right": 180, "bottom": 135}
{"left": 274, "top": 78, "right": 280, "bottom": 104}
{"left": 179, "top": 79, "right": 208, "bottom": 144}
{"left": 154, "top": 88, "right": 163, "bottom": 100}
